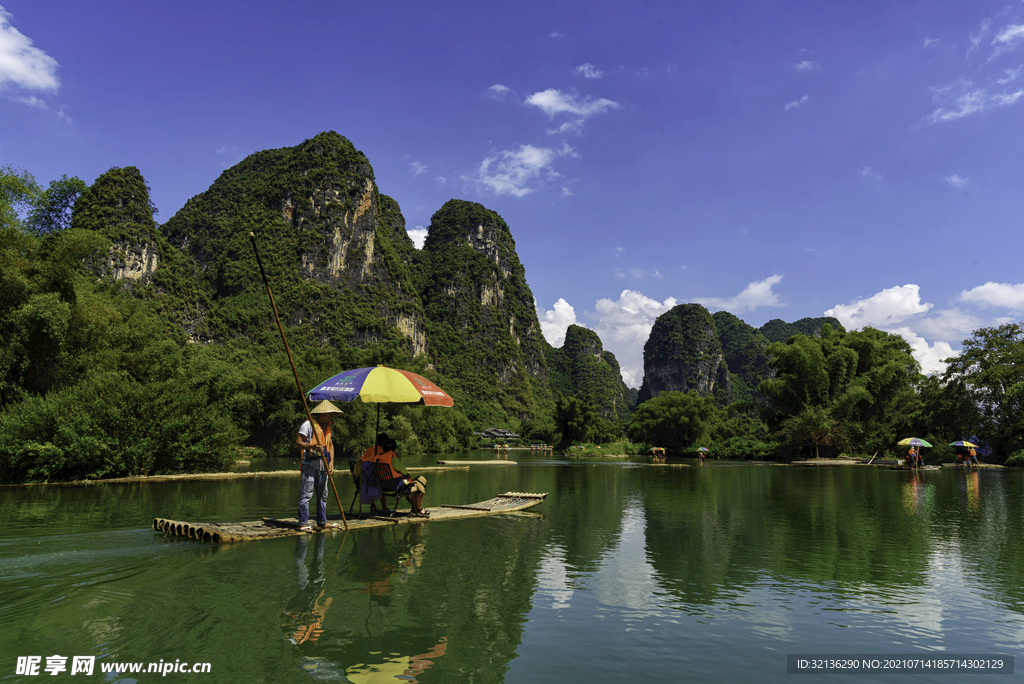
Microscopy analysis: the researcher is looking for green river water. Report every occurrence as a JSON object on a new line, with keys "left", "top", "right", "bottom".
{"left": 2, "top": 453, "right": 1021, "bottom": 683}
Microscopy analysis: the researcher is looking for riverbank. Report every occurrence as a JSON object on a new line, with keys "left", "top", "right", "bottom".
{"left": 0, "top": 464, "right": 466, "bottom": 488}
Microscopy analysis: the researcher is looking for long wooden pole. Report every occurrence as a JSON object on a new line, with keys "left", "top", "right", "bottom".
{"left": 248, "top": 232, "right": 348, "bottom": 531}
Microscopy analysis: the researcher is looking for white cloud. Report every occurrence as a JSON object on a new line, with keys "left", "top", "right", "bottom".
{"left": 545, "top": 119, "right": 585, "bottom": 136}
{"left": 11, "top": 94, "right": 45, "bottom": 108}
{"left": 825, "top": 284, "right": 933, "bottom": 329}
{"left": 694, "top": 275, "right": 785, "bottom": 313}
{"left": 924, "top": 37, "right": 940, "bottom": 48}
{"left": 0, "top": 8, "right": 59, "bottom": 92}
{"left": 993, "top": 23, "right": 1024, "bottom": 56}
{"left": 784, "top": 95, "right": 810, "bottom": 111}
{"left": 575, "top": 63, "right": 603, "bottom": 79}
{"left": 924, "top": 78, "right": 1024, "bottom": 123}
{"left": 958, "top": 282, "right": 1024, "bottom": 311}
{"left": 406, "top": 226, "right": 427, "bottom": 249}
{"left": 858, "top": 165, "right": 883, "bottom": 181}
{"left": 588, "top": 290, "right": 678, "bottom": 388}
{"left": 793, "top": 60, "right": 821, "bottom": 72}
{"left": 943, "top": 174, "right": 969, "bottom": 189}
{"left": 825, "top": 284, "right": 962, "bottom": 374}
{"left": 56, "top": 105, "right": 71, "bottom": 123}
{"left": 409, "top": 161, "right": 427, "bottom": 176}
{"left": 550, "top": 32, "right": 565, "bottom": 38}
{"left": 889, "top": 327, "right": 957, "bottom": 375}
{"left": 997, "top": 65, "right": 1023, "bottom": 84}
{"left": 487, "top": 84, "right": 512, "bottom": 100}
{"left": 525, "top": 88, "right": 618, "bottom": 118}
{"left": 469, "top": 144, "right": 575, "bottom": 197}
{"left": 537, "top": 298, "right": 578, "bottom": 347}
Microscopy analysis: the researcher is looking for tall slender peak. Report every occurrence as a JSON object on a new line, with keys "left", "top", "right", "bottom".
{"left": 638, "top": 303, "right": 732, "bottom": 404}
{"left": 159, "top": 131, "right": 426, "bottom": 355}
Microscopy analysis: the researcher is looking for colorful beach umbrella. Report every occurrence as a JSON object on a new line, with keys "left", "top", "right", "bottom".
{"left": 948, "top": 441, "right": 978, "bottom": 448}
{"left": 308, "top": 366, "right": 453, "bottom": 446}
{"left": 696, "top": 447, "right": 709, "bottom": 452}
{"left": 308, "top": 366, "right": 453, "bottom": 406}
{"left": 897, "top": 437, "right": 932, "bottom": 447}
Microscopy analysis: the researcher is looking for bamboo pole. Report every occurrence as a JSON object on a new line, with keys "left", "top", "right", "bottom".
{"left": 248, "top": 232, "right": 348, "bottom": 531}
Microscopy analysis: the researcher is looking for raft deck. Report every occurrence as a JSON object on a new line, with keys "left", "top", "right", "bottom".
{"left": 153, "top": 491, "right": 547, "bottom": 543}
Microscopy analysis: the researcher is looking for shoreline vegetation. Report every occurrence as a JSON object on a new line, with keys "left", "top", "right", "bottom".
{"left": 1, "top": 455, "right": 1006, "bottom": 489}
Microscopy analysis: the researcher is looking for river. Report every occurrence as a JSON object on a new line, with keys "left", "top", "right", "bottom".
{"left": 1, "top": 453, "right": 1021, "bottom": 682}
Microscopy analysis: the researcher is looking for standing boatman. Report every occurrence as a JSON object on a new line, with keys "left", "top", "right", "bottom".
{"left": 295, "top": 400, "right": 343, "bottom": 531}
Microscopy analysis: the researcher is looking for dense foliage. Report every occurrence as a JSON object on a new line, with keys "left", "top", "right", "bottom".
{"left": 760, "top": 324, "right": 921, "bottom": 458}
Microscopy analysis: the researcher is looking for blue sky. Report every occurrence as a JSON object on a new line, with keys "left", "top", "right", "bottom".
{"left": 3, "top": 1, "right": 1024, "bottom": 387}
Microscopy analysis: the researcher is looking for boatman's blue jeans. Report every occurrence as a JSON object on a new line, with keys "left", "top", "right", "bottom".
{"left": 297, "top": 462, "right": 329, "bottom": 526}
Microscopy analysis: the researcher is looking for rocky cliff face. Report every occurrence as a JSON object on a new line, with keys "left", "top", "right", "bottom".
{"left": 417, "top": 200, "right": 552, "bottom": 421}
{"left": 546, "top": 324, "right": 632, "bottom": 420}
{"left": 160, "top": 132, "right": 428, "bottom": 356}
{"left": 74, "top": 166, "right": 162, "bottom": 290}
{"left": 637, "top": 303, "right": 732, "bottom": 404}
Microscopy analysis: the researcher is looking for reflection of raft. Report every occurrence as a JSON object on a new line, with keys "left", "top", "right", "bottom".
{"left": 153, "top": 492, "right": 547, "bottom": 544}
{"left": 888, "top": 465, "right": 941, "bottom": 471}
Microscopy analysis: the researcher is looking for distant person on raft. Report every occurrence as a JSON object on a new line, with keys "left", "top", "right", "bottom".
{"left": 295, "top": 401, "right": 342, "bottom": 531}
{"left": 362, "top": 433, "right": 429, "bottom": 517}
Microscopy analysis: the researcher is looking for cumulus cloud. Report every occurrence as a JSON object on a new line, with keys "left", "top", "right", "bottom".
{"left": 406, "top": 226, "right": 427, "bottom": 249}
{"left": 410, "top": 161, "right": 427, "bottom": 176}
{"left": 784, "top": 95, "right": 810, "bottom": 111}
{"left": 793, "top": 60, "right": 821, "bottom": 72}
{"left": 958, "top": 282, "right": 1024, "bottom": 311}
{"left": 0, "top": 7, "right": 59, "bottom": 93}
{"left": 575, "top": 63, "right": 603, "bottom": 79}
{"left": 469, "top": 143, "right": 577, "bottom": 197}
{"left": 487, "top": 84, "right": 513, "bottom": 100}
{"left": 526, "top": 88, "right": 618, "bottom": 117}
{"left": 588, "top": 290, "right": 678, "bottom": 388}
{"left": 888, "top": 327, "right": 958, "bottom": 375}
{"left": 694, "top": 275, "right": 785, "bottom": 313}
{"left": 824, "top": 284, "right": 967, "bottom": 373}
{"left": 825, "top": 284, "right": 933, "bottom": 329}
{"left": 537, "top": 298, "right": 579, "bottom": 347}
{"left": 943, "top": 174, "right": 969, "bottom": 189}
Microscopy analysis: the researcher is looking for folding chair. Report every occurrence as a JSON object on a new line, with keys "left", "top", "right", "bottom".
{"left": 374, "top": 461, "right": 406, "bottom": 517}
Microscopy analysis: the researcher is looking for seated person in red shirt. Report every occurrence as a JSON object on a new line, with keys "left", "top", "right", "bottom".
{"left": 361, "top": 433, "right": 428, "bottom": 516}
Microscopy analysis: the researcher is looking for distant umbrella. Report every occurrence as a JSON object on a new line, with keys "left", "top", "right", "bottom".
{"left": 696, "top": 447, "right": 709, "bottom": 452}
{"left": 949, "top": 441, "right": 978, "bottom": 448}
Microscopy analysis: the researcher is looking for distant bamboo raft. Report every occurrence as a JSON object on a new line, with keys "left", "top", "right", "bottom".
{"left": 436, "top": 460, "right": 518, "bottom": 465}
{"left": 152, "top": 492, "right": 547, "bottom": 543}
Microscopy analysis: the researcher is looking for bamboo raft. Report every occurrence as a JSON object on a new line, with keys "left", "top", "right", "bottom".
{"left": 153, "top": 492, "right": 547, "bottom": 544}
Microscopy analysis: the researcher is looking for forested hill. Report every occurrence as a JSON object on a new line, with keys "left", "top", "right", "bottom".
{"left": 2, "top": 130, "right": 911, "bottom": 484}
{"left": 638, "top": 304, "right": 847, "bottom": 406}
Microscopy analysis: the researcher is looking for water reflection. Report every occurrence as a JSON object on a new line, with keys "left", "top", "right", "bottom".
{"left": 3, "top": 459, "right": 1024, "bottom": 683}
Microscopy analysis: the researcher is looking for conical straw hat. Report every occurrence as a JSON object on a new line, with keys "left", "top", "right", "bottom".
{"left": 310, "top": 400, "right": 343, "bottom": 415}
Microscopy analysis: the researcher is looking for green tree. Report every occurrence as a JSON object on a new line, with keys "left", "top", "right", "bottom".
{"left": 761, "top": 324, "right": 919, "bottom": 455}
{"left": 943, "top": 323, "right": 1024, "bottom": 460}
{"left": 27, "top": 175, "right": 88, "bottom": 235}
{"left": 0, "top": 165, "right": 42, "bottom": 231}
{"left": 627, "top": 390, "right": 723, "bottom": 452}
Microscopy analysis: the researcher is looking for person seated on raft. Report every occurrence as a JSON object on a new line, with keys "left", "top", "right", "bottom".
{"left": 968, "top": 447, "right": 978, "bottom": 465}
{"left": 361, "top": 433, "right": 429, "bottom": 516}
{"left": 906, "top": 446, "right": 918, "bottom": 467}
